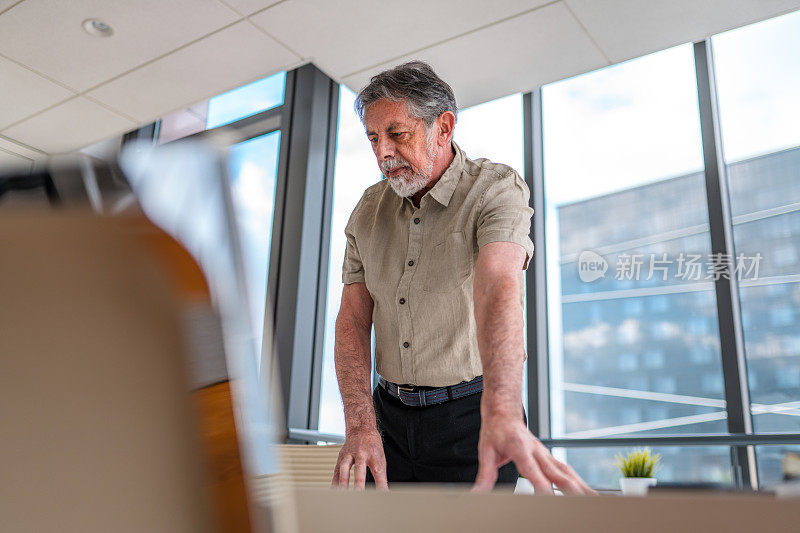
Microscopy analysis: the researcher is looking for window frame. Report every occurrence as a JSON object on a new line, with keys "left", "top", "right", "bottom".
{"left": 150, "top": 65, "right": 341, "bottom": 441}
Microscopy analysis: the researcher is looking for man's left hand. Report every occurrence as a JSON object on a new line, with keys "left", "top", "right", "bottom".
{"left": 472, "top": 413, "right": 597, "bottom": 495}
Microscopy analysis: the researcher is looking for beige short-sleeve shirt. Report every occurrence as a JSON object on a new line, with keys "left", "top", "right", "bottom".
{"left": 342, "top": 142, "right": 534, "bottom": 387}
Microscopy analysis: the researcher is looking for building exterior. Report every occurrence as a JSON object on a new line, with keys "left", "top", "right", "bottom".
{"left": 556, "top": 147, "right": 800, "bottom": 487}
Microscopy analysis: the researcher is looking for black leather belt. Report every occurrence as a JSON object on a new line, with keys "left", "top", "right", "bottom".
{"left": 378, "top": 375, "right": 483, "bottom": 407}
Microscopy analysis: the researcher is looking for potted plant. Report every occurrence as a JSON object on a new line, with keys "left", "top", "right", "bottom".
{"left": 615, "top": 448, "right": 661, "bottom": 496}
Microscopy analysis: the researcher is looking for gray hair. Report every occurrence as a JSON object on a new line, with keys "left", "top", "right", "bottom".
{"left": 355, "top": 61, "right": 457, "bottom": 127}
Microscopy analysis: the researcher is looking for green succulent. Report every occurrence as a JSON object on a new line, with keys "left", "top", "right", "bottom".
{"left": 615, "top": 448, "right": 661, "bottom": 478}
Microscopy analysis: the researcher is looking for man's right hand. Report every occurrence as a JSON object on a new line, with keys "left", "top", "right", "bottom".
{"left": 331, "top": 428, "right": 388, "bottom": 490}
{"left": 332, "top": 283, "right": 385, "bottom": 490}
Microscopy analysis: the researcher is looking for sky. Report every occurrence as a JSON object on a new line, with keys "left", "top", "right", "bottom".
{"left": 207, "top": 71, "right": 286, "bottom": 129}
{"left": 543, "top": 43, "right": 704, "bottom": 208}
{"left": 713, "top": 10, "right": 800, "bottom": 163}
{"left": 318, "top": 87, "right": 377, "bottom": 434}
{"left": 227, "top": 130, "right": 281, "bottom": 358}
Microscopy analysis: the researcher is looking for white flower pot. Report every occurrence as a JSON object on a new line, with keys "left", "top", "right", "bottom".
{"left": 619, "top": 477, "right": 657, "bottom": 496}
{"left": 515, "top": 477, "right": 536, "bottom": 494}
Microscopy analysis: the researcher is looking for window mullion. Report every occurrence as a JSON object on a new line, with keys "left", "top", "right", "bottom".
{"left": 693, "top": 39, "right": 756, "bottom": 488}
{"left": 523, "top": 89, "right": 551, "bottom": 440}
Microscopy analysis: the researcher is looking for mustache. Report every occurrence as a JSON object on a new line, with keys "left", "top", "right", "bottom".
{"left": 380, "top": 157, "right": 411, "bottom": 175}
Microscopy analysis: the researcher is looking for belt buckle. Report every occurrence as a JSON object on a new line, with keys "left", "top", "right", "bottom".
{"left": 397, "top": 384, "right": 426, "bottom": 406}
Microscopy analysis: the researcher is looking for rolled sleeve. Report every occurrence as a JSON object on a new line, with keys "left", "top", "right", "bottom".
{"left": 341, "top": 201, "right": 366, "bottom": 284}
{"left": 476, "top": 170, "right": 535, "bottom": 270}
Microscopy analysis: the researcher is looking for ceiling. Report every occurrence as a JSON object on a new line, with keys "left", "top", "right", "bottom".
{"left": 1, "top": 0, "right": 799, "bottom": 163}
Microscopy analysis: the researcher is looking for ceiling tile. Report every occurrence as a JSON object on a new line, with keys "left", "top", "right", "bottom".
{"left": 343, "top": 2, "right": 608, "bottom": 110}
{"left": 0, "top": 56, "right": 75, "bottom": 130}
{"left": 1, "top": 97, "right": 136, "bottom": 154}
{"left": 219, "top": 0, "right": 282, "bottom": 16}
{"left": 0, "top": 1, "right": 21, "bottom": 13}
{"left": 0, "top": 0, "right": 241, "bottom": 91}
{"left": 250, "top": 0, "right": 553, "bottom": 79}
{"left": 566, "top": 0, "right": 800, "bottom": 63}
{"left": 0, "top": 147, "right": 33, "bottom": 174}
{"left": 86, "top": 21, "right": 300, "bottom": 123}
{"left": 0, "top": 135, "right": 46, "bottom": 159}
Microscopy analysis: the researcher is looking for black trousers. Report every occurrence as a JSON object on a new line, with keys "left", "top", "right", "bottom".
{"left": 365, "top": 384, "right": 519, "bottom": 485}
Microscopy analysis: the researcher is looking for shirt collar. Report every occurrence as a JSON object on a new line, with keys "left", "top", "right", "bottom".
{"left": 427, "top": 141, "right": 465, "bottom": 207}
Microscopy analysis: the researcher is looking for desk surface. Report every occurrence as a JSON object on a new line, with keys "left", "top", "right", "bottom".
{"left": 291, "top": 486, "right": 800, "bottom": 533}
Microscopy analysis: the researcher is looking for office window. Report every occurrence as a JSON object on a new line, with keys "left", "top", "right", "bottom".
{"left": 713, "top": 11, "right": 800, "bottom": 455}
{"left": 227, "top": 130, "right": 281, "bottom": 357}
{"left": 207, "top": 71, "right": 286, "bottom": 129}
{"left": 318, "top": 89, "right": 527, "bottom": 434}
{"left": 157, "top": 71, "right": 286, "bottom": 143}
{"left": 756, "top": 445, "right": 800, "bottom": 487}
{"left": 454, "top": 93, "right": 524, "bottom": 175}
{"left": 552, "top": 446, "right": 733, "bottom": 489}
{"left": 455, "top": 93, "right": 528, "bottom": 406}
{"left": 542, "top": 44, "right": 728, "bottom": 481}
{"left": 318, "top": 86, "right": 379, "bottom": 435}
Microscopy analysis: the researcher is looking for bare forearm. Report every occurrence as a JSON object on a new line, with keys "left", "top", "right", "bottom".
{"left": 474, "top": 272, "right": 525, "bottom": 419}
{"left": 334, "top": 314, "right": 376, "bottom": 433}
{"left": 471, "top": 243, "right": 594, "bottom": 494}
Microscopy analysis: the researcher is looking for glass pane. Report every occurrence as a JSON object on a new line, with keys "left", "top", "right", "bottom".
{"left": 158, "top": 71, "right": 286, "bottom": 144}
{"left": 455, "top": 93, "right": 529, "bottom": 408}
{"left": 542, "top": 44, "right": 729, "bottom": 451}
{"left": 553, "top": 446, "right": 734, "bottom": 490}
{"left": 454, "top": 93, "right": 524, "bottom": 175}
{"left": 713, "top": 11, "right": 800, "bottom": 163}
{"left": 713, "top": 10, "right": 800, "bottom": 439}
{"left": 207, "top": 71, "right": 286, "bottom": 129}
{"left": 119, "top": 140, "right": 281, "bottom": 477}
{"left": 227, "top": 130, "right": 281, "bottom": 357}
{"left": 755, "top": 445, "right": 800, "bottom": 487}
{"left": 318, "top": 86, "right": 381, "bottom": 435}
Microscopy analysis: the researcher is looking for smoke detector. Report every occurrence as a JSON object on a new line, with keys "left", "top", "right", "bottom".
{"left": 82, "top": 19, "right": 114, "bottom": 37}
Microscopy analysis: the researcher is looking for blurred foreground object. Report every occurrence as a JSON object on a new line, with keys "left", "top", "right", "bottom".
{"left": 0, "top": 137, "right": 294, "bottom": 532}
{"left": 0, "top": 154, "right": 133, "bottom": 213}
{"left": 118, "top": 140, "right": 294, "bottom": 532}
{"left": 784, "top": 452, "right": 800, "bottom": 481}
{"left": 774, "top": 451, "right": 800, "bottom": 497}
{"left": 0, "top": 213, "right": 212, "bottom": 532}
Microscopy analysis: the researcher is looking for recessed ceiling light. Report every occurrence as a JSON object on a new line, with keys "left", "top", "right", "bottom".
{"left": 82, "top": 18, "right": 114, "bottom": 37}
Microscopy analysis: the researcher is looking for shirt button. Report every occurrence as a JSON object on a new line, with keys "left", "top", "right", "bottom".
{"left": 403, "top": 342, "right": 410, "bottom": 348}
{"left": 408, "top": 260, "right": 414, "bottom": 267}
{"left": 413, "top": 217, "right": 420, "bottom": 224}
{"left": 399, "top": 298, "right": 406, "bottom": 304}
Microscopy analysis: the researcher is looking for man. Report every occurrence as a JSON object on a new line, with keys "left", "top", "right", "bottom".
{"left": 331, "top": 61, "right": 593, "bottom": 494}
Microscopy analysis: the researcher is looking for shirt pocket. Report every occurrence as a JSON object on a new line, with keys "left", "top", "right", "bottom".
{"left": 423, "top": 231, "right": 472, "bottom": 293}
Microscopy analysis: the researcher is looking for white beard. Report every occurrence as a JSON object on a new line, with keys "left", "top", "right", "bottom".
{"left": 380, "top": 131, "right": 438, "bottom": 198}
{"left": 384, "top": 166, "right": 430, "bottom": 197}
